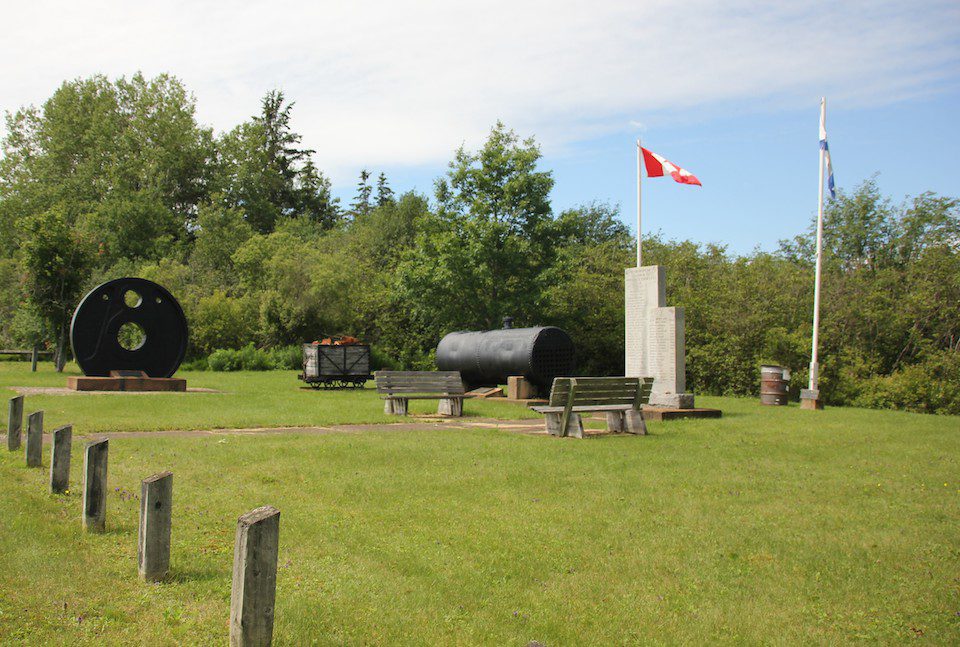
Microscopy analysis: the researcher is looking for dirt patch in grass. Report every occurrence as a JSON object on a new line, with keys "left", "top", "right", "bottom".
{"left": 10, "top": 386, "right": 221, "bottom": 396}
{"left": 82, "top": 418, "right": 545, "bottom": 438}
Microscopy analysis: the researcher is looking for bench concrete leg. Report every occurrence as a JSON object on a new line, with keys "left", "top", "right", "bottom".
{"left": 543, "top": 413, "right": 561, "bottom": 436}
{"left": 544, "top": 412, "right": 583, "bottom": 438}
{"left": 605, "top": 411, "right": 625, "bottom": 433}
{"left": 437, "top": 398, "right": 462, "bottom": 417}
{"left": 384, "top": 398, "right": 408, "bottom": 415}
{"left": 624, "top": 409, "right": 647, "bottom": 435}
{"left": 566, "top": 413, "right": 584, "bottom": 439}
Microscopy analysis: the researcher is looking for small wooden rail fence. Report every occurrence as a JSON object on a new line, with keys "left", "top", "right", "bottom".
{"left": 0, "top": 347, "right": 52, "bottom": 371}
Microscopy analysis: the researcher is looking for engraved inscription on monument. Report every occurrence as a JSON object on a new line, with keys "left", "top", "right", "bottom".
{"left": 625, "top": 266, "right": 694, "bottom": 408}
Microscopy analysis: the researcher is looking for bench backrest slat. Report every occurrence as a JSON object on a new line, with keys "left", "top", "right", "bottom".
{"left": 548, "top": 377, "right": 654, "bottom": 408}
{"left": 374, "top": 371, "right": 465, "bottom": 396}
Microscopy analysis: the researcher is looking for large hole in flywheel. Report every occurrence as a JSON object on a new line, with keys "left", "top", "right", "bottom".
{"left": 117, "top": 322, "right": 147, "bottom": 351}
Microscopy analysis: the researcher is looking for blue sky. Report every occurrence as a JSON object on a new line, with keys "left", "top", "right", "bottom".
{"left": 342, "top": 87, "right": 960, "bottom": 255}
{"left": 2, "top": 1, "right": 958, "bottom": 255}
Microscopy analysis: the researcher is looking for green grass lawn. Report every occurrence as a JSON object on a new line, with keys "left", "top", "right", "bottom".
{"left": 0, "top": 362, "right": 958, "bottom": 644}
{"left": 0, "top": 362, "right": 540, "bottom": 433}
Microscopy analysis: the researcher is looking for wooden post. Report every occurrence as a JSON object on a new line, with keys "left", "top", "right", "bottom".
{"left": 49, "top": 425, "right": 72, "bottom": 493}
{"left": 31, "top": 346, "right": 38, "bottom": 372}
{"left": 83, "top": 439, "right": 109, "bottom": 533}
{"left": 138, "top": 472, "right": 173, "bottom": 582}
{"left": 230, "top": 506, "right": 281, "bottom": 647}
{"left": 25, "top": 411, "right": 43, "bottom": 467}
{"left": 7, "top": 395, "right": 23, "bottom": 451}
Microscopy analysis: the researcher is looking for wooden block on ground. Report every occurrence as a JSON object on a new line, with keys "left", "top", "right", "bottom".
{"left": 25, "top": 411, "right": 43, "bottom": 467}
{"left": 465, "top": 387, "right": 504, "bottom": 399}
{"left": 230, "top": 506, "right": 280, "bottom": 647}
{"left": 83, "top": 439, "right": 109, "bottom": 533}
{"left": 49, "top": 425, "right": 72, "bottom": 493}
{"left": 507, "top": 376, "right": 536, "bottom": 400}
{"left": 7, "top": 395, "right": 23, "bottom": 451}
{"left": 139, "top": 471, "right": 173, "bottom": 582}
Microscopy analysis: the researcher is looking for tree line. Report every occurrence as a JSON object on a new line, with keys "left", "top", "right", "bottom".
{"left": 1, "top": 74, "right": 957, "bottom": 413}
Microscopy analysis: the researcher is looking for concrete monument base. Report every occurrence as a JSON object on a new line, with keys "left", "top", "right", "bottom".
{"left": 799, "top": 388, "right": 824, "bottom": 410}
{"left": 648, "top": 392, "right": 696, "bottom": 409}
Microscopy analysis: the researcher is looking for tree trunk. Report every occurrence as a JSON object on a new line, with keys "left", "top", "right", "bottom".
{"left": 55, "top": 321, "right": 67, "bottom": 372}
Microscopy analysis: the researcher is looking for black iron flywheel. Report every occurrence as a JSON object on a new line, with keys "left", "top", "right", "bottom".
{"left": 70, "top": 278, "right": 188, "bottom": 377}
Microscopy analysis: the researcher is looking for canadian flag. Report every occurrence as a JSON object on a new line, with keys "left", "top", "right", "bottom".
{"left": 641, "top": 147, "right": 701, "bottom": 186}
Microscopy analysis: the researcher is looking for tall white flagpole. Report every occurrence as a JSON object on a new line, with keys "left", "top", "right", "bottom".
{"left": 809, "top": 97, "right": 827, "bottom": 392}
{"left": 636, "top": 139, "right": 642, "bottom": 267}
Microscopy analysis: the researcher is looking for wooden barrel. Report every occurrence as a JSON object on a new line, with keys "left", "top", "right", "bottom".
{"left": 760, "top": 365, "right": 789, "bottom": 406}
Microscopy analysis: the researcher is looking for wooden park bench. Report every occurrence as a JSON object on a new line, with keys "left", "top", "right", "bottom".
{"left": 531, "top": 376, "right": 655, "bottom": 438}
{"left": 374, "top": 371, "right": 467, "bottom": 416}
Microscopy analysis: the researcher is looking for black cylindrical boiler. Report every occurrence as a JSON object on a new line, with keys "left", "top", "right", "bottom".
{"left": 436, "top": 325, "right": 575, "bottom": 388}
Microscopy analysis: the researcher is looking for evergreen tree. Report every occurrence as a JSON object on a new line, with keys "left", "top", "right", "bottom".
{"left": 351, "top": 169, "right": 373, "bottom": 218}
{"left": 376, "top": 172, "right": 394, "bottom": 207}
{"left": 217, "top": 90, "right": 338, "bottom": 232}
{"left": 297, "top": 159, "right": 340, "bottom": 228}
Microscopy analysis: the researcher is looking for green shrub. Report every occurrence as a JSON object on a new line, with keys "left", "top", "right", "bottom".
{"left": 237, "top": 343, "right": 272, "bottom": 371}
{"left": 206, "top": 343, "right": 300, "bottom": 371}
{"left": 207, "top": 347, "right": 243, "bottom": 371}
{"left": 854, "top": 350, "right": 960, "bottom": 415}
{"left": 190, "top": 291, "right": 258, "bottom": 357}
{"left": 369, "top": 346, "right": 399, "bottom": 371}
{"left": 264, "top": 345, "right": 301, "bottom": 370}
{"left": 180, "top": 356, "right": 209, "bottom": 371}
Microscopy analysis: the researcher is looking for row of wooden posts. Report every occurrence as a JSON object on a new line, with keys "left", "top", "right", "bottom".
{"left": 6, "top": 395, "right": 281, "bottom": 646}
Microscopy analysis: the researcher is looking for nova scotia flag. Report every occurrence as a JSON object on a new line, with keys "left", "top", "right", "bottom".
{"left": 819, "top": 110, "right": 836, "bottom": 199}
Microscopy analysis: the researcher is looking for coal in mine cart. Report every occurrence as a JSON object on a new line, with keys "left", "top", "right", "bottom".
{"left": 299, "top": 338, "right": 372, "bottom": 389}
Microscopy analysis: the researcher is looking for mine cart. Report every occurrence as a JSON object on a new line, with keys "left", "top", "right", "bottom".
{"left": 299, "top": 338, "right": 372, "bottom": 389}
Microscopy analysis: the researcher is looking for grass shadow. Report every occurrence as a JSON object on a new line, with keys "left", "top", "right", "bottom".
{"left": 165, "top": 566, "right": 224, "bottom": 584}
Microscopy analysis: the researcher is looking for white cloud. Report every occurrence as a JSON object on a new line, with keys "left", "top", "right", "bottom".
{"left": 2, "top": 0, "right": 958, "bottom": 181}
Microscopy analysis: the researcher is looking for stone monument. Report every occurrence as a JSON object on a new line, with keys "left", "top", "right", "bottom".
{"left": 625, "top": 265, "right": 695, "bottom": 409}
